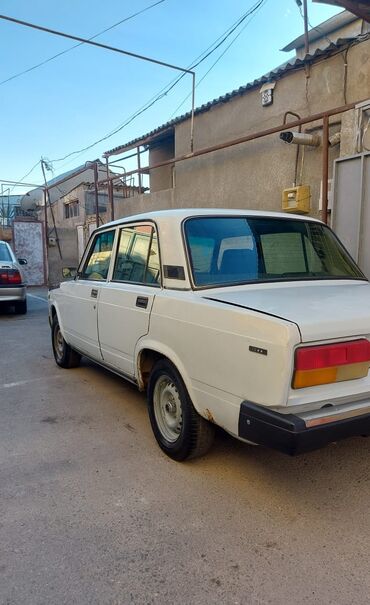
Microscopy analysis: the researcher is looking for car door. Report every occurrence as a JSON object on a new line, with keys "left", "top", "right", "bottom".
{"left": 61, "top": 229, "right": 116, "bottom": 360}
{"left": 97, "top": 223, "right": 161, "bottom": 377}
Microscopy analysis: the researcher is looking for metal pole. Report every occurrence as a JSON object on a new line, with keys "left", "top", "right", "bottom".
{"left": 322, "top": 115, "right": 330, "bottom": 225}
{"left": 0, "top": 13, "right": 196, "bottom": 152}
{"left": 190, "top": 72, "right": 195, "bottom": 153}
{"left": 105, "top": 156, "right": 114, "bottom": 221}
{"left": 137, "top": 146, "right": 142, "bottom": 193}
{"left": 93, "top": 161, "right": 99, "bottom": 228}
{"left": 41, "top": 159, "right": 63, "bottom": 259}
{"left": 303, "top": 0, "right": 309, "bottom": 57}
{"left": 43, "top": 188, "right": 49, "bottom": 287}
{"left": 100, "top": 99, "right": 363, "bottom": 182}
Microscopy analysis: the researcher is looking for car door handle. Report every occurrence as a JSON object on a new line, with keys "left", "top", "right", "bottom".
{"left": 91, "top": 288, "right": 98, "bottom": 299}
{"left": 136, "top": 296, "right": 149, "bottom": 309}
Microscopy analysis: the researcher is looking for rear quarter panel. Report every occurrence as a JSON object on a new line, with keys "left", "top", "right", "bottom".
{"left": 139, "top": 290, "right": 300, "bottom": 436}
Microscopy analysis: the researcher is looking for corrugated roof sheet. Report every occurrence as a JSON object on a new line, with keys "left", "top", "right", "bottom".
{"left": 104, "top": 33, "right": 370, "bottom": 157}
{"left": 282, "top": 10, "right": 357, "bottom": 52}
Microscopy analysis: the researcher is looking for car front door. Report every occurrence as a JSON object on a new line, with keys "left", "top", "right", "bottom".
{"left": 97, "top": 223, "right": 161, "bottom": 377}
{"left": 61, "top": 229, "right": 116, "bottom": 360}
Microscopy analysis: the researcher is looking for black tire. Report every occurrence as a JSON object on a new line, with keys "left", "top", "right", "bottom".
{"left": 14, "top": 299, "right": 27, "bottom": 314}
{"left": 51, "top": 315, "right": 81, "bottom": 368}
{"left": 147, "top": 359, "right": 215, "bottom": 461}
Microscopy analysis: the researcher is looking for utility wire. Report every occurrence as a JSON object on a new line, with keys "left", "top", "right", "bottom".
{"left": 295, "top": 1, "right": 334, "bottom": 50}
{"left": 49, "top": 0, "right": 266, "bottom": 164}
{"left": 169, "top": 0, "right": 267, "bottom": 118}
{"left": 0, "top": 0, "right": 166, "bottom": 87}
{"left": 8, "top": 160, "right": 41, "bottom": 193}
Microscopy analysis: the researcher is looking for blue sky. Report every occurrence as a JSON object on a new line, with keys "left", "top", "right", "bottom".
{"left": 0, "top": 0, "right": 340, "bottom": 191}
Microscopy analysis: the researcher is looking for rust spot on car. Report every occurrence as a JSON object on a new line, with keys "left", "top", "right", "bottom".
{"left": 205, "top": 409, "right": 215, "bottom": 423}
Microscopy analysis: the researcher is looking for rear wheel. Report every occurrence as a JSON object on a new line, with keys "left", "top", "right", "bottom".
{"left": 52, "top": 315, "right": 81, "bottom": 368}
{"left": 147, "top": 359, "right": 215, "bottom": 461}
{"left": 14, "top": 299, "right": 27, "bottom": 314}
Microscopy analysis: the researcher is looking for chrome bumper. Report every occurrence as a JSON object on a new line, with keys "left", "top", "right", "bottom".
{"left": 0, "top": 285, "right": 26, "bottom": 302}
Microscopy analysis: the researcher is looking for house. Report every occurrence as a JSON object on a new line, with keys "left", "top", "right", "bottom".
{"left": 0, "top": 193, "right": 34, "bottom": 241}
{"left": 21, "top": 160, "right": 140, "bottom": 286}
{"left": 103, "top": 10, "right": 370, "bottom": 227}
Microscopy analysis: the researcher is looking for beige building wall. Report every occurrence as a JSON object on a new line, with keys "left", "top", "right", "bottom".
{"left": 112, "top": 36, "right": 370, "bottom": 223}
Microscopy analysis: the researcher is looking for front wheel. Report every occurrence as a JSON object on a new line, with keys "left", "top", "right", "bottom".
{"left": 147, "top": 359, "right": 215, "bottom": 461}
{"left": 51, "top": 315, "right": 81, "bottom": 368}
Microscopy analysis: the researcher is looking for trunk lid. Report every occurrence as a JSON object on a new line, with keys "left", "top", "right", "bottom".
{"left": 204, "top": 280, "right": 370, "bottom": 342}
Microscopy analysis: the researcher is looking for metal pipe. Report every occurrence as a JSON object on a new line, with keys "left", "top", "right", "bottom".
{"left": 303, "top": 0, "right": 310, "bottom": 57}
{"left": 105, "top": 156, "right": 114, "bottom": 221}
{"left": 43, "top": 188, "right": 49, "bottom": 287}
{"left": 99, "top": 99, "right": 363, "bottom": 184}
{"left": 283, "top": 111, "right": 302, "bottom": 187}
{"left": 41, "top": 159, "right": 62, "bottom": 259}
{"left": 0, "top": 179, "right": 42, "bottom": 188}
{"left": 322, "top": 115, "right": 330, "bottom": 225}
{"left": 0, "top": 14, "right": 195, "bottom": 75}
{"left": 190, "top": 72, "right": 195, "bottom": 153}
{"left": 0, "top": 13, "right": 196, "bottom": 152}
{"left": 93, "top": 161, "right": 99, "bottom": 228}
{"left": 137, "top": 146, "right": 142, "bottom": 193}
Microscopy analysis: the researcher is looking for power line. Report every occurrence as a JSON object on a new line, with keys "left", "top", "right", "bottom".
{"left": 0, "top": 0, "right": 166, "bottom": 87}
{"left": 49, "top": 0, "right": 266, "bottom": 165}
{"left": 8, "top": 160, "right": 41, "bottom": 193}
{"left": 170, "top": 0, "right": 267, "bottom": 118}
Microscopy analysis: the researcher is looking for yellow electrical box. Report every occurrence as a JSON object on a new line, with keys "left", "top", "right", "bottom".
{"left": 282, "top": 185, "right": 311, "bottom": 214}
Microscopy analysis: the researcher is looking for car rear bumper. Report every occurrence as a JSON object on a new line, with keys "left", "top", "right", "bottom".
{"left": 238, "top": 401, "right": 370, "bottom": 455}
{"left": 0, "top": 285, "right": 26, "bottom": 302}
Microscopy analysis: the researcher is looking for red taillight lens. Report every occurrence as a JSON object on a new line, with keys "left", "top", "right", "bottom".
{"left": 0, "top": 269, "right": 22, "bottom": 285}
{"left": 295, "top": 340, "right": 370, "bottom": 370}
{"left": 293, "top": 340, "right": 370, "bottom": 389}
{"left": 7, "top": 270, "right": 22, "bottom": 285}
{"left": 0, "top": 270, "right": 9, "bottom": 284}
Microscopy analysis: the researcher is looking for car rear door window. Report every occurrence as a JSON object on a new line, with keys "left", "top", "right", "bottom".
{"left": 113, "top": 225, "right": 160, "bottom": 286}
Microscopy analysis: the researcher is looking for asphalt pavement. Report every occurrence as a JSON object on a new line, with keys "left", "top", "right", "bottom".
{"left": 1, "top": 291, "right": 370, "bottom": 605}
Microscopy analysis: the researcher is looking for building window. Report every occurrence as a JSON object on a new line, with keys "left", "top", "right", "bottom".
{"left": 64, "top": 200, "right": 79, "bottom": 219}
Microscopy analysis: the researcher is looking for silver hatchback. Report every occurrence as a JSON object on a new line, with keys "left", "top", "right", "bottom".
{"left": 0, "top": 240, "right": 27, "bottom": 314}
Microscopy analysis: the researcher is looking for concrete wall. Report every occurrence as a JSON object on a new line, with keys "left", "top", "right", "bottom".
{"left": 47, "top": 227, "right": 79, "bottom": 288}
{"left": 13, "top": 220, "right": 45, "bottom": 286}
{"left": 138, "top": 36, "right": 370, "bottom": 222}
{"left": 149, "top": 138, "right": 174, "bottom": 192}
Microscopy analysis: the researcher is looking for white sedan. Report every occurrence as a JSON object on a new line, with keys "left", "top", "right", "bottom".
{"left": 48, "top": 209, "right": 370, "bottom": 460}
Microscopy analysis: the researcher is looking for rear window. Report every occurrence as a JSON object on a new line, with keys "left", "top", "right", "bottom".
{"left": 184, "top": 216, "right": 365, "bottom": 287}
{"left": 0, "top": 242, "right": 12, "bottom": 262}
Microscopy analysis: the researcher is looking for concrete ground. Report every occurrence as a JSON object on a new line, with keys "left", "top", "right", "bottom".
{"left": 1, "top": 291, "right": 370, "bottom": 605}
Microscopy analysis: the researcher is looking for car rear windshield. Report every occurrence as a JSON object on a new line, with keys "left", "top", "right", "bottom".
{"left": 184, "top": 216, "right": 365, "bottom": 287}
{"left": 0, "top": 242, "right": 12, "bottom": 262}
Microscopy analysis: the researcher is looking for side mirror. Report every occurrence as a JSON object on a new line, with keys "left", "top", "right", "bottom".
{"left": 62, "top": 267, "right": 77, "bottom": 279}
{"left": 18, "top": 258, "right": 27, "bottom": 265}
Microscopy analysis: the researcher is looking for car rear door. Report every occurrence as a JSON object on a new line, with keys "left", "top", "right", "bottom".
{"left": 97, "top": 223, "right": 161, "bottom": 377}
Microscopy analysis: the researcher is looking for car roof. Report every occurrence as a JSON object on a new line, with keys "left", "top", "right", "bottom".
{"left": 99, "top": 208, "right": 322, "bottom": 231}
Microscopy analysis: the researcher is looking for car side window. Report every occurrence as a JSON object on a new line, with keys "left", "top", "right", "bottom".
{"left": 80, "top": 230, "right": 115, "bottom": 281}
{"left": 112, "top": 224, "right": 160, "bottom": 286}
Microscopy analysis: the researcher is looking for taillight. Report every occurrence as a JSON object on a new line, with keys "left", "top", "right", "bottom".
{"left": 8, "top": 270, "right": 22, "bottom": 285}
{"left": 293, "top": 340, "right": 370, "bottom": 389}
{"left": 0, "top": 269, "right": 22, "bottom": 285}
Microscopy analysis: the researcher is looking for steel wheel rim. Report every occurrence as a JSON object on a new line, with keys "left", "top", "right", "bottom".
{"left": 54, "top": 325, "right": 64, "bottom": 361}
{"left": 153, "top": 375, "right": 183, "bottom": 443}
